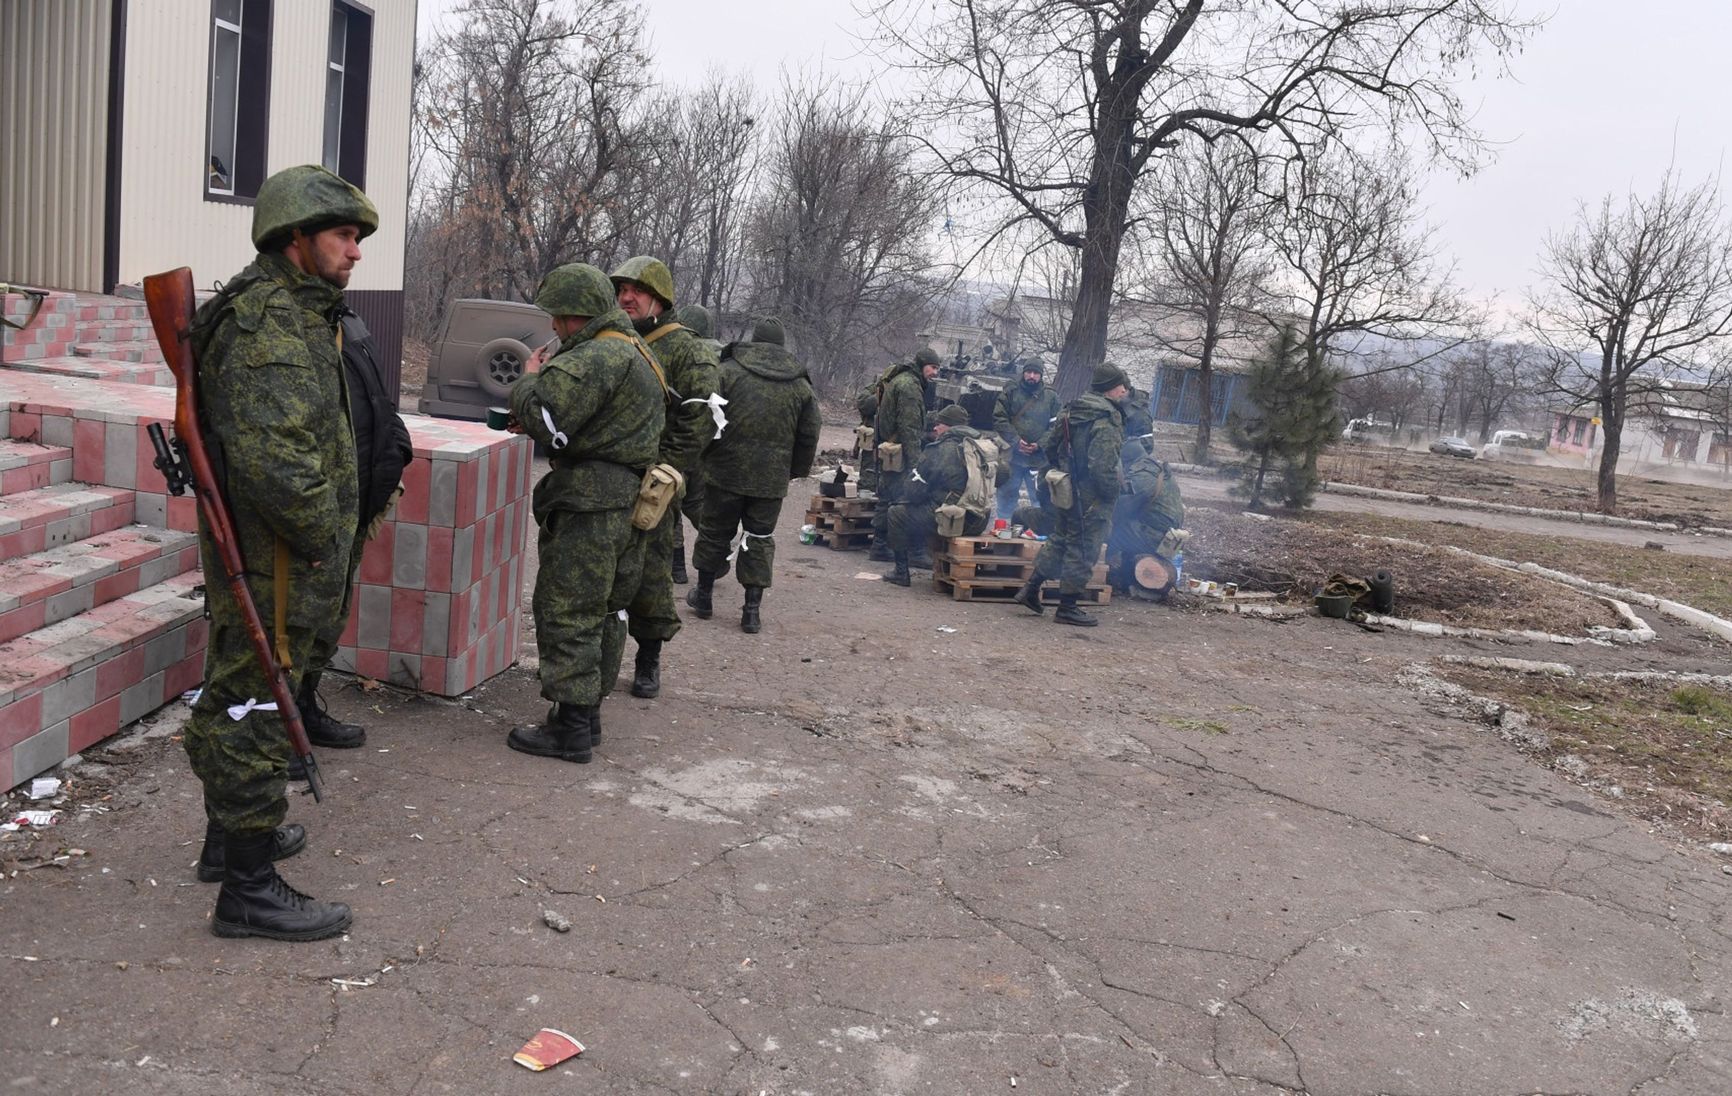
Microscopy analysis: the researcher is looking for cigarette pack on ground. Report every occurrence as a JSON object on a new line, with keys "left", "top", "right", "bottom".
{"left": 513, "top": 1028, "right": 585, "bottom": 1071}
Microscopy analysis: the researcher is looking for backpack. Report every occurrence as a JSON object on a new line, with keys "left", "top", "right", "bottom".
{"left": 957, "top": 435, "right": 1003, "bottom": 519}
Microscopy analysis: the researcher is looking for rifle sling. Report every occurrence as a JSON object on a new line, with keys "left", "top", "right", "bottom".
{"left": 594, "top": 330, "right": 670, "bottom": 398}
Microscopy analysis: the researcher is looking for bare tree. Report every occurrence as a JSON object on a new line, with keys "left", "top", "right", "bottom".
{"left": 869, "top": 0, "right": 1537, "bottom": 397}
{"left": 1451, "top": 339, "right": 1538, "bottom": 442}
{"left": 1528, "top": 172, "right": 1732, "bottom": 512}
{"left": 1142, "top": 140, "right": 1273, "bottom": 462}
{"left": 409, "top": 0, "right": 648, "bottom": 332}
{"left": 742, "top": 76, "right": 942, "bottom": 393}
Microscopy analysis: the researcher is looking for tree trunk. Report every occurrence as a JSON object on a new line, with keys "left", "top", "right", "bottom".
{"left": 1597, "top": 394, "right": 1623, "bottom": 515}
{"left": 1055, "top": 239, "right": 1120, "bottom": 400}
{"left": 1194, "top": 324, "right": 1219, "bottom": 463}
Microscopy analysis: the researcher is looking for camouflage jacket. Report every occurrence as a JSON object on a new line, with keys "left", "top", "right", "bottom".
{"left": 1115, "top": 452, "right": 1185, "bottom": 540}
{"left": 703, "top": 342, "right": 821, "bottom": 499}
{"left": 637, "top": 316, "right": 720, "bottom": 473}
{"left": 191, "top": 252, "right": 358, "bottom": 569}
{"left": 904, "top": 425, "right": 983, "bottom": 509}
{"left": 992, "top": 380, "right": 1060, "bottom": 462}
{"left": 875, "top": 361, "right": 927, "bottom": 450}
{"left": 1042, "top": 393, "right": 1126, "bottom": 509}
{"left": 512, "top": 308, "right": 665, "bottom": 514}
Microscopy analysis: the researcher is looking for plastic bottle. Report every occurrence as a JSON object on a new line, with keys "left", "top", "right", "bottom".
{"left": 1171, "top": 550, "right": 1184, "bottom": 587}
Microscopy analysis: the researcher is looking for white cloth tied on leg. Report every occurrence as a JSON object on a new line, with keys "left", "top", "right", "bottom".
{"left": 540, "top": 407, "right": 570, "bottom": 451}
{"left": 726, "top": 530, "right": 774, "bottom": 564}
{"left": 682, "top": 393, "right": 729, "bottom": 438}
{"left": 227, "top": 698, "right": 280, "bottom": 721}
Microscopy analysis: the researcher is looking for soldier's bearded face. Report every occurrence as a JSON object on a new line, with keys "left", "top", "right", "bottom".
{"left": 922, "top": 363, "right": 939, "bottom": 381}
{"left": 616, "top": 282, "right": 661, "bottom": 322}
{"left": 297, "top": 225, "right": 363, "bottom": 288}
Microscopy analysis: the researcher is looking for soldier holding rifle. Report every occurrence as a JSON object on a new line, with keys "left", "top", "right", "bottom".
{"left": 180, "top": 165, "right": 377, "bottom": 941}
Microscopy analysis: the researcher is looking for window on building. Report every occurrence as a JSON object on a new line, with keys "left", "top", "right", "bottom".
{"left": 205, "top": 0, "right": 273, "bottom": 201}
{"left": 323, "top": 2, "right": 373, "bottom": 189}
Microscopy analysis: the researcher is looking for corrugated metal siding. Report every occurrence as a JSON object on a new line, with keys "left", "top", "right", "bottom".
{"left": 118, "top": 0, "right": 413, "bottom": 292}
{"left": 0, "top": 0, "right": 112, "bottom": 292}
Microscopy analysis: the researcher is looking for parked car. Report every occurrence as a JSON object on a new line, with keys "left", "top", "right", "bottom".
{"left": 419, "top": 298, "right": 554, "bottom": 422}
{"left": 1428, "top": 436, "right": 1475, "bottom": 458}
{"left": 1487, "top": 429, "right": 1535, "bottom": 448}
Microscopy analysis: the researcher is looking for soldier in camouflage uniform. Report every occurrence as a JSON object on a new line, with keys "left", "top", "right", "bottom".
{"left": 507, "top": 264, "right": 665, "bottom": 763}
{"left": 993, "top": 361, "right": 1060, "bottom": 516}
{"left": 686, "top": 317, "right": 820, "bottom": 632}
{"left": 671, "top": 303, "right": 721, "bottom": 586}
{"left": 868, "top": 347, "right": 941, "bottom": 564}
{"left": 1107, "top": 436, "right": 1186, "bottom": 588}
{"left": 1012, "top": 362, "right": 1130, "bottom": 627}
{"left": 855, "top": 382, "right": 882, "bottom": 494}
{"left": 610, "top": 257, "right": 720, "bottom": 699}
{"left": 884, "top": 404, "right": 992, "bottom": 586}
{"left": 182, "top": 164, "right": 375, "bottom": 941}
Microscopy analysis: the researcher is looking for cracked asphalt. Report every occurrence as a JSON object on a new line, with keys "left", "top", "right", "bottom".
{"left": 5, "top": 473, "right": 1731, "bottom": 1095}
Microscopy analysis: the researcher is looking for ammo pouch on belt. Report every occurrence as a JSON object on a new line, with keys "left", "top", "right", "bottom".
{"left": 934, "top": 503, "right": 968, "bottom": 538}
{"left": 877, "top": 441, "right": 904, "bottom": 472}
{"left": 854, "top": 424, "right": 875, "bottom": 455}
{"left": 1044, "top": 468, "right": 1074, "bottom": 509}
{"left": 631, "top": 463, "right": 684, "bottom": 531}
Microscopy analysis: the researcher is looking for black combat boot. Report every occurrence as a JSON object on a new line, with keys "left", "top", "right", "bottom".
{"left": 867, "top": 536, "right": 894, "bottom": 563}
{"left": 907, "top": 544, "right": 935, "bottom": 570}
{"left": 197, "top": 819, "right": 308, "bottom": 883}
{"left": 685, "top": 570, "right": 715, "bottom": 619}
{"left": 1012, "top": 574, "right": 1046, "bottom": 615}
{"left": 671, "top": 541, "right": 689, "bottom": 585}
{"left": 741, "top": 587, "right": 764, "bottom": 633}
{"left": 507, "top": 702, "right": 593, "bottom": 763}
{"left": 298, "top": 677, "right": 365, "bottom": 749}
{"left": 885, "top": 551, "right": 912, "bottom": 587}
{"left": 210, "top": 832, "right": 352, "bottom": 941}
{"left": 1054, "top": 593, "right": 1098, "bottom": 627}
{"left": 630, "top": 639, "right": 662, "bottom": 698}
{"left": 587, "top": 703, "right": 603, "bottom": 746}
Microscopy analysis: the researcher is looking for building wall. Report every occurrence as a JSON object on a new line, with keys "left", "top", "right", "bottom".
{"left": 0, "top": 0, "right": 113, "bottom": 292}
{"left": 115, "top": 0, "right": 414, "bottom": 296}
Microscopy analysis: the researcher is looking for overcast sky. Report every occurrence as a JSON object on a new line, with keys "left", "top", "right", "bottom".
{"left": 419, "top": 1, "right": 1732, "bottom": 325}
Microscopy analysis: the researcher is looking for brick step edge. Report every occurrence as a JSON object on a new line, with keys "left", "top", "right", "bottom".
{"left": 0, "top": 440, "right": 74, "bottom": 495}
{"left": 1, "top": 572, "right": 206, "bottom": 790}
{"left": 3, "top": 356, "right": 175, "bottom": 387}
{"left": 0, "top": 525, "right": 201, "bottom": 645}
{"left": 74, "top": 341, "right": 167, "bottom": 364}
{"left": 0, "top": 484, "right": 136, "bottom": 564}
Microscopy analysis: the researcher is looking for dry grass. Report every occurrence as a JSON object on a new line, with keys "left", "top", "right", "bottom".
{"left": 1439, "top": 667, "right": 1732, "bottom": 844}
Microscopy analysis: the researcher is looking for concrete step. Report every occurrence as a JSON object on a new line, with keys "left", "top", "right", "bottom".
{"left": 77, "top": 321, "right": 156, "bottom": 343}
{"left": 0, "top": 482, "right": 135, "bottom": 564}
{"left": 74, "top": 340, "right": 166, "bottom": 365}
{"left": 4, "top": 355, "right": 174, "bottom": 387}
{"left": 0, "top": 439, "right": 74, "bottom": 495}
{"left": 0, "top": 524, "right": 200, "bottom": 645}
{"left": 0, "top": 570, "right": 205, "bottom": 790}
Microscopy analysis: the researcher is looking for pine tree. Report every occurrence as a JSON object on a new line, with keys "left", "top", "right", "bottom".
{"left": 1228, "top": 325, "right": 1341, "bottom": 509}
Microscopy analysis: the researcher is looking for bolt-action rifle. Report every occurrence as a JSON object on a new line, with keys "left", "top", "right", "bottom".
{"left": 142, "top": 267, "right": 325, "bottom": 802}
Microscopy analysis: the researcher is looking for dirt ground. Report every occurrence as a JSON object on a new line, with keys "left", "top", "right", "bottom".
{"left": 1319, "top": 443, "right": 1732, "bottom": 527}
{"left": 1180, "top": 505, "right": 1622, "bottom": 634}
{"left": 5, "top": 431, "right": 1732, "bottom": 1093}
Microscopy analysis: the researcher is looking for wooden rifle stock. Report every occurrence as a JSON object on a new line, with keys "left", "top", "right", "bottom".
{"left": 142, "top": 267, "right": 325, "bottom": 802}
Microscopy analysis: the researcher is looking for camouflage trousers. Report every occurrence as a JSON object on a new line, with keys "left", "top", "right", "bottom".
{"left": 1032, "top": 502, "right": 1111, "bottom": 596}
{"left": 672, "top": 474, "right": 705, "bottom": 565}
{"left": 870, "top": 468, "right": 909, "bottom": 541}
{"left": 535, "top": 505, "right": 647, "bottom": 705}
{"left": 888, "top": 501, "right": 987, "bottom": 553}
{"left": 183, "top": 528, "right": 353, "bottom": 837}
{"left": 626, "top": 501, "right": 683, "bottom": 645}
{"left": 693, "top": 485, "right": 783, "bottom": 588}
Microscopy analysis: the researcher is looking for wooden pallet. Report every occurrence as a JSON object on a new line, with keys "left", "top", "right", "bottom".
{"left": 932, "top": 575, "right": 1112, "bottom": 605}
{"left": 806, "top": 511, "right": 875, "bottom": 535}
{"left": 812, "top": 529, "right": 872, "bottom": 550}
{"left": 933, "top": 534, "right": 1042, "bottom": 561}
{"left": 934, "top": 555, "right": 1108, "bottom": 584}
{"left": 809, "top": 494, "right": 877, "bottom": 517}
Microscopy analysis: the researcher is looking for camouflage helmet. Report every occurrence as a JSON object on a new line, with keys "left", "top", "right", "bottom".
{"left": 534, "top": 263, "right": 616, "bottom": 319}
{"left": 609, "top": 256, "right": 676, "bottom": 308}
{"left": 251, "top": 164, "right": 378, "bottom": 251}
{"left": 676, "top": 303, "right": 714, "bottom": 339}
